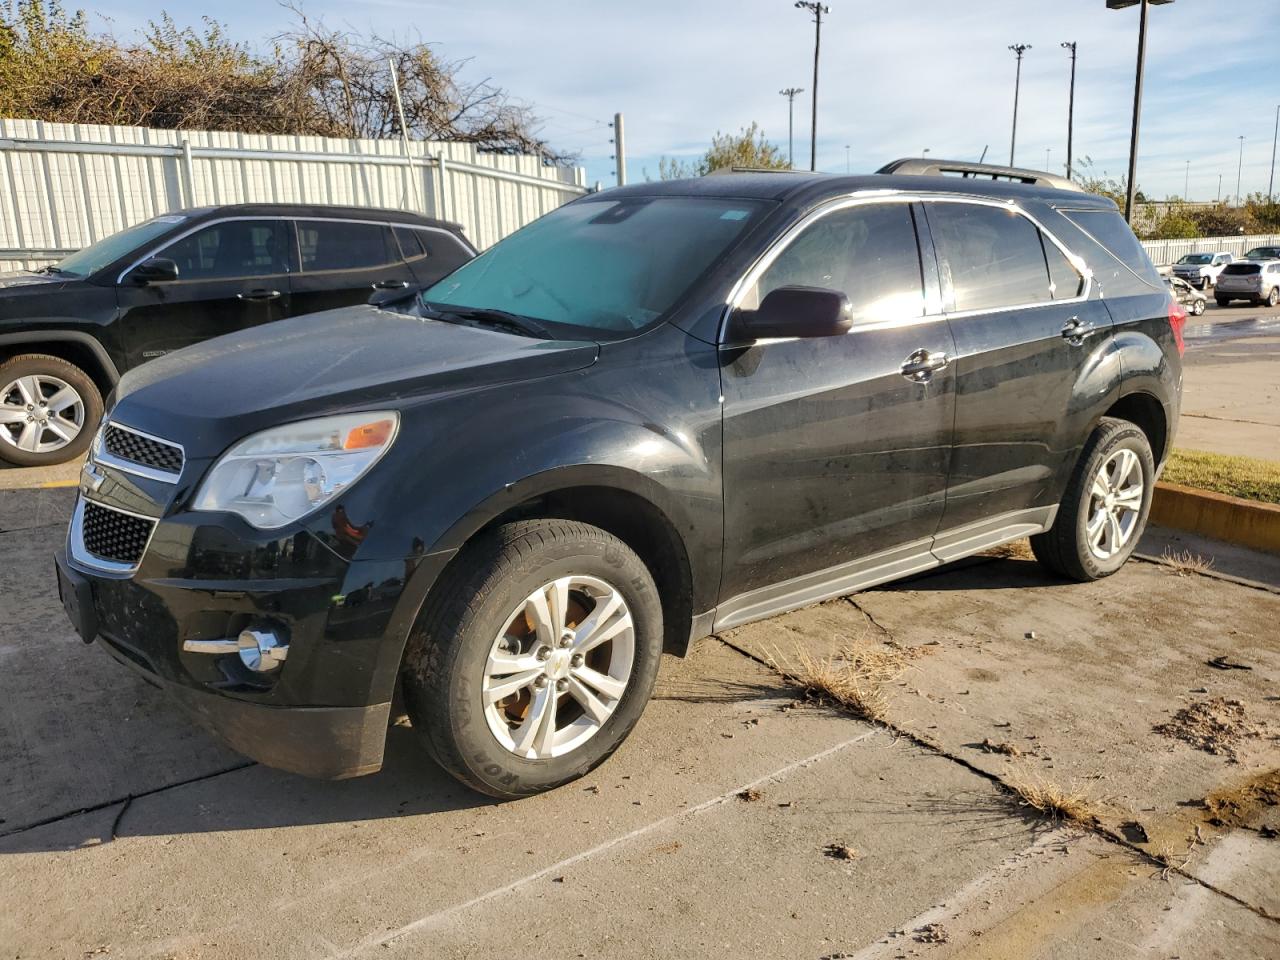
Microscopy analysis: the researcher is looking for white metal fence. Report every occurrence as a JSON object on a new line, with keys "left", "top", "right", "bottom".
{"left": 1140, "top": 233, "right": 1280, "bottom": 267}
{"left": 0, "top": 119, "right": 588, "bottom": 272}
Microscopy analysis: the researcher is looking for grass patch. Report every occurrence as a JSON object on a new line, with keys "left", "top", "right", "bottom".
{"left": 768, "top": 643, "right": 907, "bottom": 723}
{"left": 1163, "top": 448, "right": 1280, "bottom": 504}
{"left": 1005, "top": 768, "right": 1101, "bottom": 826}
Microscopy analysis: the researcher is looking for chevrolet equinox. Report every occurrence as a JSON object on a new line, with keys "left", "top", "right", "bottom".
{"left": 55, "top": 160, "right": 1184, "bottom": 798}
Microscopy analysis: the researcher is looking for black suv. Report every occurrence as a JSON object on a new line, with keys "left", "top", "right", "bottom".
{"left": 1, "top": 204, "right": 474, "bottom": 466}
{"left": 54, "top": 161, "right": 1184, "bottom": 798}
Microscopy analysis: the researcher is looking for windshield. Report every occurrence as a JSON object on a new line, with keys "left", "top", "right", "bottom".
{"left": 422, "top": 196, "right": 770, "bottom": 338}
{"left": 49, "top": 216, "right": 187, "bottom": 279}
{"left": 1177, "top": 254, "right": 1212, "bottom": 264}
{"left": 1244, "top": 247, "right": 1280, "bottom": 260}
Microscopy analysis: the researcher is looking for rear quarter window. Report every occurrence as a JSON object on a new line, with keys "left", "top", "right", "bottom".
{"left": 1056, "top": 208, "right": 1163, "bottom": 297}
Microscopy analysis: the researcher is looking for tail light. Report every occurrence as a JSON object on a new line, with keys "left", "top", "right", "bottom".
{"left": 1167, "top": 298, "right": 1187, "bottom": 356}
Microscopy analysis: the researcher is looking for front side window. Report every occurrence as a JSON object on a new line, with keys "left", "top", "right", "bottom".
{"left": 927, "top": 203, "right": 1053, "bottom": 312}
{"left": 743, "top": 202, "right": 925, "bottom": 324}
{"left": 423, "top": 196, "right": 770, "bottom": 337}
{"left": 298, "top": 221, "right": 399, "bottom": 272}
{"left": 160, "top": 220, "right": 288, "bottom": 281}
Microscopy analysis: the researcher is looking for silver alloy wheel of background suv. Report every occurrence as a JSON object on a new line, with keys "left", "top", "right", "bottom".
{"left": 0, "top": 373, "right": 85, "bottom": 455}
{"left": 482, "top": 575, "right": 635, "bottom": 760}
{"left": 1086, "top": 448, "right": 1144, "bottom": 560}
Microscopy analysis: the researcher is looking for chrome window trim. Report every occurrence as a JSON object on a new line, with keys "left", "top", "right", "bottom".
{"left": 717, "top": 191, "right": 1093, "bottom": 343}
{"left": 94, "top": 421, "right": 185, "bottom": 484}
{"left": 68, "top": 496, "right": 160, "bottom": 576}
{"left": 115, "top": 215, "right": 466, "bottom": 284}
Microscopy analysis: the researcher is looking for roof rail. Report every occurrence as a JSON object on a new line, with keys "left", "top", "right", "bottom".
{"left": 876, "top": 158, "right": 1084, "bottom": 193}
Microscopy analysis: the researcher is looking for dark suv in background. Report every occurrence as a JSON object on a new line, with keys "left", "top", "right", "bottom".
{"left": 55, "top": 160, "right": 1184, "bottom": 799}
{"left": 0, "top": 204, "right": 474, "bottom": 466}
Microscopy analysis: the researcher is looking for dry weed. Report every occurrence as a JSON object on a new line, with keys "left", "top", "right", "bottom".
{"left": 1160, "top": 548, "right": 1215, "bottom": 577}
{"left": 1005, "top": 768, "right": 1101, "bottom": 826}
{"left": 983, "top": 538, "right": 1035, "bottom": 561}
{"left": 768, "top": 643, "right": 908, "bottom": 722}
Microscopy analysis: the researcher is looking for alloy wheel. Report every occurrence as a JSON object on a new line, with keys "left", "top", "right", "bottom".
{"left": 482, "top": 575, "right": 635, "bottom": 760}
{"left": 1085, "top": 448, "right": 1144, "bottom": 561}
{"left": 0, "top": 374, "right": 84, "bottom": 454}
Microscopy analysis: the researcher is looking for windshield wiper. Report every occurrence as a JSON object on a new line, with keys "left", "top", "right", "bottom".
{"left": 421, "top": 303, "right": 554, "bottom": 339}
{"left": 39, "top": 265, "right": 72, "bottom": 276}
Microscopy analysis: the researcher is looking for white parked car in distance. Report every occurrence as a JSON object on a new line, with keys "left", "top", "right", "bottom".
{"left": 1215, "top": 257, "right": 1280, "bottom": 308}
{"left": 1171, "top": 251, "right": 1233, "bottom": 289}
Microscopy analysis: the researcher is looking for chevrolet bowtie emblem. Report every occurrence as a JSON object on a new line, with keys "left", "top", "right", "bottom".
{"left": 79, "top": 462, "right": 107, "bottom": 495}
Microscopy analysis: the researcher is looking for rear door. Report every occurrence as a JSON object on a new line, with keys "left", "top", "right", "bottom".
{"left": 923, "top": 199, "right": 1110, "bottom": 554}
{"left": 392, "top": 225, "right": 475, "bottom": 286}
{"left": 717, "top": 199, "right": 956, "bottom": 622}
{"left": 289, "top": 219, "right": 415, "bottom": 316}
{"left": 115, "top": 219, "right": 291, "bottom": 367}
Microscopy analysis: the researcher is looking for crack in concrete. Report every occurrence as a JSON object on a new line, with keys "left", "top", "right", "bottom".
{"left": 711, "top": 632, "right": 1280, "bottom": 927}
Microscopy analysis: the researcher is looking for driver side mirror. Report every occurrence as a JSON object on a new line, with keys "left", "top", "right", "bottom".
{"left": 731, "top": 285, "right": 853, "bottom": 341}
{"left": 129, "top": 257, "right": 179, "bottom": 284}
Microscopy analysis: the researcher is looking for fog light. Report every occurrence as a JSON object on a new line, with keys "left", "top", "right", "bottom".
{"left": 238, "top": 628, "right": 289, "bottom": 672}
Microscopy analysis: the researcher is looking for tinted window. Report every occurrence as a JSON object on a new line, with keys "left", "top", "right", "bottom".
{"left": 1042, "top": 234, "right": 1084, "bottom": 300}
{"left": 393, "top": 226, "right": 430, "bottom": 262}
{"left": 1223, "top": 263, "right": 1261, "bottom": 275}
{"left": 927, "top": 203, "right": 1050, "bottom": 311}
{"left": 55, "top": 216, "right": 188, "bottom": 279}
{"left": 161, "top": 220, "right": 288, "bottom": 280}
{"left": 1059, "top": 209, "right": 1162, "bottom": 289}
{"left": 298, "top": 220, "right": 399, "bottom": 272}
{"left": 424, "top": 197, "right": 769, "bottom": 337}
{"left": 749, "top": 202, "right": 924, "bottom": 324}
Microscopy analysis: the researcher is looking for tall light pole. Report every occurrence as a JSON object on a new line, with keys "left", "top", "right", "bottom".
{"left": 1236, "top": 135, "right": 1245, "bottom": 206}
{"left": 779, "top": 87, "right": 804, "bottom": 168}
{"left": 1008, "top": 44, "right": 1031, "bottom": 166}
{"left": 794, "top": 2, "right": 829, "bottom": 172}
{"left": 1107, "top": 0, "right": 1175, "bottom": 223}
{"left": 1217, "top": 173, "right": 1223, "bottom": 204}
{"left": 1269, "top": 104, "right": 1278, "bottom": 202}
{"left": 1061, "top": 42, "right": 1077, "bottom": 179}
{"left": 1184, "top": 160, "right": 1190, "bottom": 201}
{"left": 845, "top": 144, "right": 851, "bottom": 173}
{"left": 1045, "top": 147, "right": 1051, "bottom": 171}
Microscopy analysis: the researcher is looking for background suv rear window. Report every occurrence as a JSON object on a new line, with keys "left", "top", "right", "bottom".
{"left": 299, "top": 221, "right": 399, "bottom": 272}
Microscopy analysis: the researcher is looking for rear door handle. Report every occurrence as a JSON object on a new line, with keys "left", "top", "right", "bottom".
{"left": 900, "top": 348, "right": 950, "bottom": 383}
{"left": 236, "top": 289, "right": 281, "bottom": 302}
{"left": 1061, "top": 316, "right": 1098, "bottom": 345}
{"left": 371, "top": 280, "right": 410, "bottom": 290}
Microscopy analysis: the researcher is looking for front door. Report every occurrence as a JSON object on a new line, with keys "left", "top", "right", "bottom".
{"left": 116, "top": 219, "right": 291, "bottom": 368}
{"left": 717, "top": 200, "right": 956, "bottom": 626}
{"left": 921, "top": 199, "right": 1112, "bottom": 553}
{"left": 289, "top": 219, "right": 416, "bottom": 317}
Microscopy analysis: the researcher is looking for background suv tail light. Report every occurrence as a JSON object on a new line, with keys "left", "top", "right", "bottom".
{"left": 1167, "top": 299, "right": 1187, "bottom": 356}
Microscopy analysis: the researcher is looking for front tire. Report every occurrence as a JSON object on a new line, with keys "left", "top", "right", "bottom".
{"left": 1030, "top": 418, "right": 1155, "bottom": 582}
{"left": 0, "top": 354, "right": 102, "bottom": 467}
{"left": 1190, "top": 298, "right": 1205, "bottom": 316}
{"left": 402, "top": 520, "right": 663, "bottom": 799}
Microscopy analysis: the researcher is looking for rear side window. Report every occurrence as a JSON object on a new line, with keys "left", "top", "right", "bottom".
{"left": 162, "top": 220, "right": 288, "bottom": 280}
{"left": 926, "top": 203, "right": 1052, "bottom": 312}
{"left": 298, "top": 220, "right": 400, "bottom": 272}
{"left": 1058, "top": 209, "right": 1163, "bottom": 293}
{"left": 749, "top": 201, "right": 924, "bottom": 325}
{"left": 393, "top": 226, "right": 430, "bottom": 262}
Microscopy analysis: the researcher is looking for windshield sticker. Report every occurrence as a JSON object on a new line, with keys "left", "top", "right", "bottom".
{"left": 153, "top": 215, "right": 187, "bottom": 224}
{"left": 720, "top": 210, "right": 750, "bottom": 221}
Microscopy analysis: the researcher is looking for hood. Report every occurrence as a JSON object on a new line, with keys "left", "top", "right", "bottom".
{"left": 111, "top": 304, "right": 599, "bottom": 457}
{"left": 0, "top": 269, "right": 70, "bottom": 290}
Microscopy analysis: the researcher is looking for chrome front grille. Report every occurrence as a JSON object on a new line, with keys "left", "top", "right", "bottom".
{"left": 79, "top": 500, "right": 155, "bottom": 567}
{"left": 102, "top": 423, "right": 184, "bottom": 477}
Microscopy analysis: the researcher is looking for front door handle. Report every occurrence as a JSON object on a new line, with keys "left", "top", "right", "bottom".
{"left": 236, "top": 289, "right": 282, "bottom": 302}
{"left": 1061, "top": 316, "right": 1098, "bottom": 345}
{"left": 900, "top": 348, "right": 950, "bottom": 383}
{"left": 371, "top": 280, "right": 410, "bottom": 290}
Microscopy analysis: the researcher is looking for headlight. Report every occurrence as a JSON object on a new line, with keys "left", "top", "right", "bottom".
{"left": 193, "top": 412, "right": 399, "bottom": 529}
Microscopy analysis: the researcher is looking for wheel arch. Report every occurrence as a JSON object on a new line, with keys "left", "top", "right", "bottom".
{"left": 0, "top": 331, "right": 120, "bottom": 399}
{"left": 1101, "top": 390, "right": 1168, "bottom": 465}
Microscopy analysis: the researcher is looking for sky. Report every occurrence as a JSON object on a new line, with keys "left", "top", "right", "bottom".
{"left": 91, "top": 0, "right": 1280, "bottom": 201}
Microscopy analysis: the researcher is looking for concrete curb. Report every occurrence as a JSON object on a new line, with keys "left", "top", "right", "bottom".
{"left": 1150, "top": 481, "right": 1280, "bottom": 555}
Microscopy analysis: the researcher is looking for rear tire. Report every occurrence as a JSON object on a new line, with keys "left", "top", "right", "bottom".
{"left": 1267, "top": 287, "right": 1279, "bottom": 308}
{"left": 0, "top": 354, "right": 102, "bottom": 467}
{"left": 401, "top": 520, "right": 663, "bottom": 799}
{"left": 1030, "top": 418, "right": 1155, "bottom": 582}
{"left": 1215, "top": 296, "right": 1230, "bottom": 307}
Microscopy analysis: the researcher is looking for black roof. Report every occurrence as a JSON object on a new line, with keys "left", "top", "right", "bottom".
{"left": 169, "top": 202, "right": 465, "bottom": 233}
{"left": 602, "top": 170, "right": 1117, "bottom": 211}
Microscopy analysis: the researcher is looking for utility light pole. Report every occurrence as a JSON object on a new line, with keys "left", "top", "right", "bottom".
{"left": 1008, "top": 44, "right": 1031, "bottom": 167}
{"left": 1107, "top": 0, "right": 1175, "bottom": 223}
{"left": 779, "top": 87, "right": 804, "bottom": 168}
{"left": 1236, "top": 135, "right": 1245, "bottom": 206}
{"left": 1217, "top": 173, "right": 1223, "bottom": 204}
{"left": 845, "top": 144, "right": 851, "bottom": 173}
{"left": 1045, "top": 147, "right": 1051, "bottom": 172}
{"left": 1269, "top": 104, "right": 1278, "bottom": 202}
{"left": 612, "top": 113, "right": 626, "bottom": 186}
{"left": 1184, "top": 160, "right": 1190, "bottom": 201}
{"left": 1061, "top": 42, "right": 1077, "bottom": 179}
{"left": 794, "top": 2, "right": 829, "bottom": 172}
